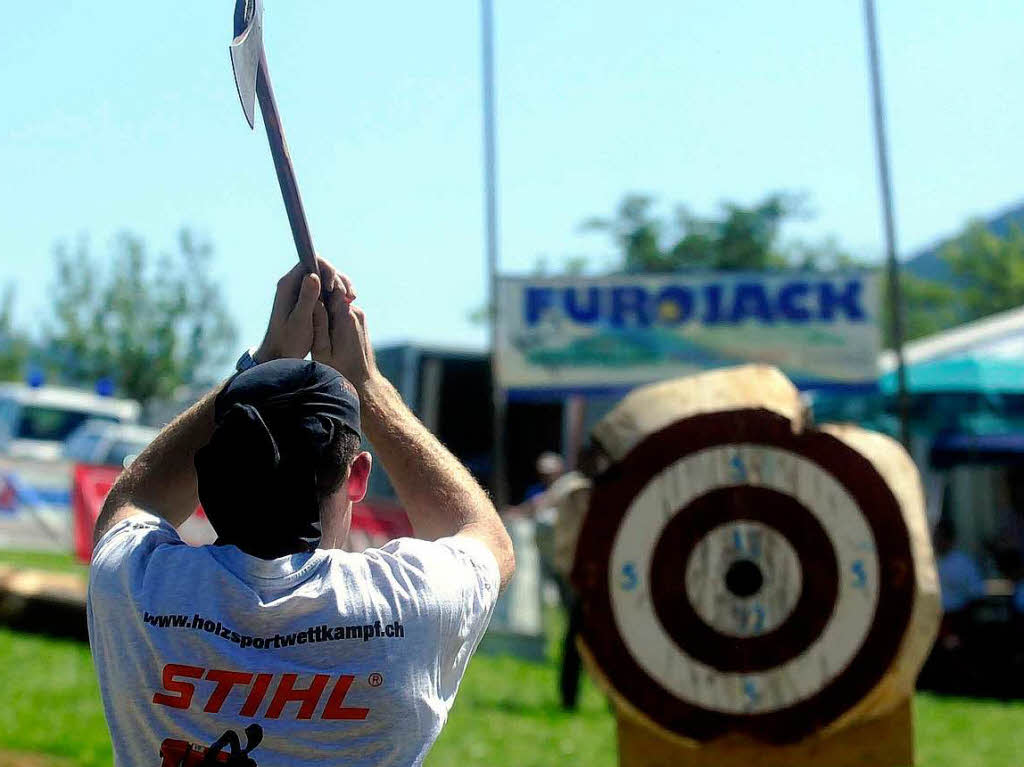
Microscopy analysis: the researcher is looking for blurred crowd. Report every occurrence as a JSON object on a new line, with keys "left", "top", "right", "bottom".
{"left": 911, "top": 477, "right": 1024, "bottom": 698}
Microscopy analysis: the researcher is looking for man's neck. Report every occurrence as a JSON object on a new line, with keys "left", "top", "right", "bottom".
{"left": 215, "top": 537, "right": 315, "bottom": 560}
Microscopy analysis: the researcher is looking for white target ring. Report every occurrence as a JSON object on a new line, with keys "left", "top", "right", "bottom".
{"left": 684, "top": 521, "right": 802, "bottom": 638}
{"left": 608, "top": 444, "right": 880, "bottom": 715}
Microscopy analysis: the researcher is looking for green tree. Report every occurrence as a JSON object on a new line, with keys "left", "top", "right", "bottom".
{"left": 0, "top": 285, "right": 30, "bottom": 381}
{"left": 581, "top": 195, "right": 667, "bottom": 272}
{"left": 47, "top": 230, "right": 237, "bottom": 407}
{"left": 941, "top": 219, "right": 1024, "bottom": 321}
{"left": 583, "top": 192, "right": 839, "bottom": 273}
{"left": 585, "top": 193, "right": 975, "bottom": 348}
{"left": 883, "top": 272, "right": 958, "bottom": 347}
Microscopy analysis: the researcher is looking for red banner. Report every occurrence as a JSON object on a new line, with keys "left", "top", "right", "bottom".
{"left": 71, "top": 464, "right": 120, "bottom": 563}
{"left": 348, "top": 500, "right": 413, "bottom": 551}
{"left": 71, "top": 463, "right": 412, "bottom": 562}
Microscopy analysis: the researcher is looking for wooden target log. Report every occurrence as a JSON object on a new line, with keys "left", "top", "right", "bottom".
{"left": 572, "top": 365, "right": 940, "bottom": 761}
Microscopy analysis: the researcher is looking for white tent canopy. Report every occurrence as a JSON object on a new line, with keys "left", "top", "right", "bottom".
{"left": 879, "top": 303, "right": 1024, "bottom": 373}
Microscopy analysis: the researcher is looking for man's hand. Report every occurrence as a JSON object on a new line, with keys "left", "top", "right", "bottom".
{"left": 313, "top": 269, "right": 514, "bottom": 587}
{"left": 256, "top": 259, "right": 356, "bottom": 363}
{"left": 312, "top": 289, "right": 377, "bottom": 387}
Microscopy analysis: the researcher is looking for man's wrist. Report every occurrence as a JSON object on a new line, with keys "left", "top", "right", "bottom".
{"left": 252, "top": 341, "right": 275, "bottom": 365}
{"left": 353, "top": 371, "right": 395, "bottom": 431}
{"left": 236, "top": 346, "right": 261, "bottom": 373}
{"left": 353, "top": 369, "right": 387, "bottom": 399}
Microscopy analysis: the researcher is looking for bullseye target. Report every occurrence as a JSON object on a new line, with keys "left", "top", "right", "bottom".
{"left": 573, "top": 408, "right": 918, "bottom": 744}
{"left": 683, "top": 519, "right": 803, "bottom": 638}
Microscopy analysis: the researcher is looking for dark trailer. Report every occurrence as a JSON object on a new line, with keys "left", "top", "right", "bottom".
{"left": 368, "top": 345, "right": 563, "bottom": 507}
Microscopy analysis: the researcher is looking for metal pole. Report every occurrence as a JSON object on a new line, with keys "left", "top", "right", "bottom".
{"left": 481, "top": 0, "right": 509, "bottom": 507}
{"left": 863, "top": 0, "right": 910, "bottom": 448}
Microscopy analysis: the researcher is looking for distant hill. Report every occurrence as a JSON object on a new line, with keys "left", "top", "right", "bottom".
{"left": 903, "top": 200, "right": 1024, "bottom": 284}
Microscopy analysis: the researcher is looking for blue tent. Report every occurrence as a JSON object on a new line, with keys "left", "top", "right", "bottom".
{"left": 930, "top": 430, "right": 1024, "bottom": 468}
{"left": 877, "top": 356, "right": 1024, "bottom": 466}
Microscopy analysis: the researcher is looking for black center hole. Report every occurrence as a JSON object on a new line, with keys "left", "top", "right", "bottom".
{"left": 724, "top": 559, "right": 764, "bottom": 598}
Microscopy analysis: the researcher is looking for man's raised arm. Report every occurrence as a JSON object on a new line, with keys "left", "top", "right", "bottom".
{"left": 313, "top": 292, "right": 515, "bottom": 588}
{"left": 93, "top": 388, "right": 220, "bottom": 544}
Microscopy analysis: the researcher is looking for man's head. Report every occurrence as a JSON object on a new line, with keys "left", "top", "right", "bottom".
{"left": 535, "top": 451, "right": 565, "bottom": 489}
{"left": 195, "top": 359, "right": 371, "bottom": 558}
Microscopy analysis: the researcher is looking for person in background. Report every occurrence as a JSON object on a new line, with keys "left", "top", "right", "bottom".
{"left": 547, "top": 443, "right": 610, "bottom": 710}
{"left": 523, "top": 451, "right": 566, "bottom": 504}
{"left": 521, "top": 452, "right": 567, "bottom": 589}
{"left": 920, "top": 516, "right": 984, "bottom": 693}
{"left": 935, "top": 517, "right": 986, "bottom": 615}
{"left": 510, "top": 444, "right": 609, "bottom": 710}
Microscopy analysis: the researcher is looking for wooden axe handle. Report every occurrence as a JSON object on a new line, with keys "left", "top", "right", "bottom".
{"left": 255, "top": 49, "right": 320, "bottom": 279}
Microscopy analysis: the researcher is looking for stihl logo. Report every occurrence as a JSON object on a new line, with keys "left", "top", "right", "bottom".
{"left": 153, "top": 665, "right": 370, "bottom": 721}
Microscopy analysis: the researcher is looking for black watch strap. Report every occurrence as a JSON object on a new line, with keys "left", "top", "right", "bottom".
{"left": 235, "top": 347, "right": 260, "bottom": 373}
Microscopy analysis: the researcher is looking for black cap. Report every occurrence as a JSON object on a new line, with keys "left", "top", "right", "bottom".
{"left": 195, "top": 359, "right": 361, "bottom": 559}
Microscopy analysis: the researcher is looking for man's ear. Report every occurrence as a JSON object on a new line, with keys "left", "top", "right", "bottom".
{"left": 346, "top": 451, "right": 372, "bottom": 504}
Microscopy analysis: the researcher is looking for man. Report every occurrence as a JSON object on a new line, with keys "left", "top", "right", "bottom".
{"left": 513, "top": 451, "right": 564, "bottom": 601}
{"left": 87, "top": 259, "right": 515, "bottom": 766}
{"left": 533, "top": 456, "right": 589, "bottom": 711}
{"left": 919, "top": 516, "right": 984, "bottom": 693}
{"left": 522, "top": 451, "right": 565, "bottom": 504}
{"left": 505, "top": 445, "right": 607, "bottom": 710}
{"left": 518, "top": 452, "right": 566, "bottom": 593}
{"left": 537, "top": 445, "right": 608, "bottom": 711}
{"left": 934, "top": 517, "right": 985, "bottom": 615}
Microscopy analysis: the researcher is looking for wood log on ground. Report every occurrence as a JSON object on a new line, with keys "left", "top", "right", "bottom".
{"left": 0, "top": 565, "right": 88, "bottom": 639}
{"left": 0, "top": 566, "right": 86, "bottom": 610}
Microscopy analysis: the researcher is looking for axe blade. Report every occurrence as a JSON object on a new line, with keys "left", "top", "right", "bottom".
{"left": 229, "top": 0, "right": 264, "bottom": 130}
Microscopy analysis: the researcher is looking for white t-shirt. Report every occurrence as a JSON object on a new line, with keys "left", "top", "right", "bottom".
{"left": 87, "top": 513, "right": 500, "bottom": 767}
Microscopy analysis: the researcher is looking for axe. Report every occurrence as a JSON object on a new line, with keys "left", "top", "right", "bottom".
{"left": 230, "top": 0, "right": 319, "bottom": 278}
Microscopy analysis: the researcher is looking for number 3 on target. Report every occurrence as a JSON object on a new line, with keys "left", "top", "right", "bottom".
{"left": 620, "top": 562, "right": 639, "bottom": 591}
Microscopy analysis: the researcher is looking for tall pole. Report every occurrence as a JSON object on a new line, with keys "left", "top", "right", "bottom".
{"left": 481, "top": 0, "right": 508, "bottom": 506}
{"left": 863, "top": 0, "right": 910, "bottom": 448}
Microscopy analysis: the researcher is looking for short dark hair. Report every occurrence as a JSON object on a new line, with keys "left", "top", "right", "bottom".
{"left": 315, "top": 427, "right": 362, "bottom": 504}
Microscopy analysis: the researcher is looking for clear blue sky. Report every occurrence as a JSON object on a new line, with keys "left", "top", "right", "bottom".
{"left": 2, "top": 1, "right": 1023, "bottom": 356}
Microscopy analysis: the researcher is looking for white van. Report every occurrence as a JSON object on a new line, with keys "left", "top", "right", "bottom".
{"left": 0, "top": 383, "right": 140, "bottom": 462}
{"left": 64, "top": 419, "right": 159, "bottom": 468}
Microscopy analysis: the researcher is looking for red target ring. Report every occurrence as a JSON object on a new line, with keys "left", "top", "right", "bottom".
{"left": 650, "top": 485, "right": 839, "bottom": 674}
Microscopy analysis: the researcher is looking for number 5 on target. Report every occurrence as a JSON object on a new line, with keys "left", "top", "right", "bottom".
{"left": 620, "top": 562, "right": 639, "bottom": 591}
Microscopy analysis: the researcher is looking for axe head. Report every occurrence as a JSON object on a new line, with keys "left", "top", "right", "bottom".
{"left": 229, "top": 0, "right": 265, "bottom": 130}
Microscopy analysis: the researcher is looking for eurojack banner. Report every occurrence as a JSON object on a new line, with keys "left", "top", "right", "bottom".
{"left": 495, "top": 272, "right": 881, "bottom": 396}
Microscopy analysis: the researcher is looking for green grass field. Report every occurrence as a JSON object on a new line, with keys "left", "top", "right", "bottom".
{"left": 0, "top": 625, "right": 1022, "bottom": 766}
{"left": 0, "top": 549, "right": 1022, "bottom": 765}
{"left": 0, "top": 550, "right": 85, "bottom": 576}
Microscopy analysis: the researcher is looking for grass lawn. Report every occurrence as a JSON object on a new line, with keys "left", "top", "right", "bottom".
{"left": 0, "top": 550, "right": 86, "bottom": 576}
{"left": 428, "top": 652, "right": 617, "bottom": 766}
{"left": 0, "top": 623, "right": 1022, "bottom": 766}
{"left": 0, "top": 551, "right": 1022, "bottom": 764}
{"left": 0, "top": 629, "right": 110, "bottom": 767}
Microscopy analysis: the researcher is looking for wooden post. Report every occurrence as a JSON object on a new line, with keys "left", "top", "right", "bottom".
{"left": 615, "top": 700, "right": 912, "bottom": 767}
